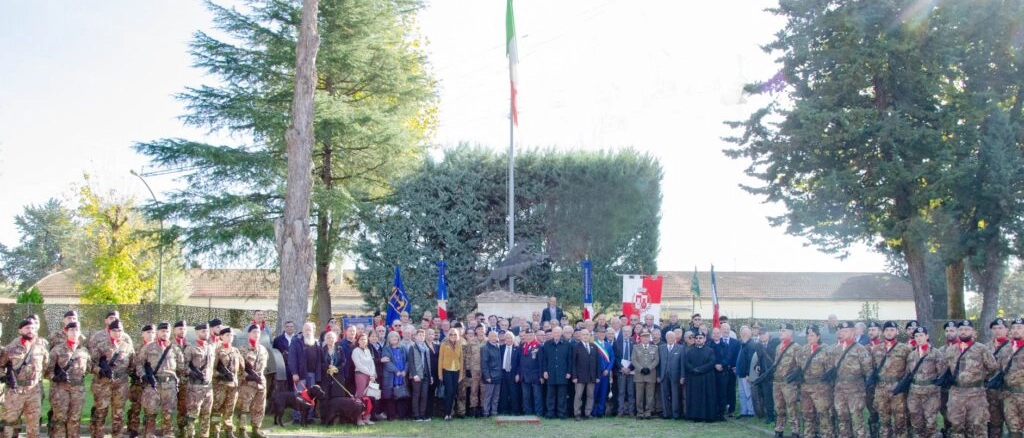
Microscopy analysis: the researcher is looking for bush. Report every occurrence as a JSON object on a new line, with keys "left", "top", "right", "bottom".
{"left": 16, "top": 286, "right": 44, "bottom": 304}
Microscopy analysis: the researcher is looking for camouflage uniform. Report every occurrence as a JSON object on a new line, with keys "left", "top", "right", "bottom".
{"left": 457, "top": 340, "right": 482, "bottom": 416}
{"left": 91, "top": 336, "right": 135, "bottom": 438}
{"left": 905, "top": 345, "right": 944, "bottom": 438}
{"left": 174, "top": 337, "right": 189, "bottom": 437}
{"left": 832, "top": 341, "right": 873, "bottom": 438}
{"left": 48, "top": 331, "right": 86, "bottom": 351}
{"left": 46, "top": 341, "right": 90, "bottom": 438}
{"left": 988, "top": 338, "right": 1011, "bottom": 438}
{"left": 236, "top": 341, "right": 269, "bottom": 438}
{"left": 210, "top": 344, "right": 243, "bottom": 438}
{"left": 89, "top": 330, "right": 133, "bottom": 354}
{"left": 772, "top": 340, "right": 802, "bottom": 436}
{"left": 1, "top": 337, "right": 49, "bottom": 438}
{"left": 939, "top": 339, "right": 959, "bottom": 438}
{"left": 127, "top": 340, "right": 150, "bottom": 438}
{"left": 1002, "top": 341, "right": 1024, "bottom": 437}
{"left": 870, "top": 340, "right": 911, "bottom": 438}
{"left": 945, "top": 340, "right": 998, "bottom": 438}
{"left": 797, "top": 343, "right": 833, "bottom": 438}
{"left": 137, "top": 340, "right": 184, "bottom": 438}
{"left": 182, "top": 340, "right": 216, "bottom": 438}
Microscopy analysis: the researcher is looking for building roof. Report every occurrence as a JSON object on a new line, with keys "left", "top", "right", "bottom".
{"left": 34, "top": 269, "right": 361, "bottom": 300}
{"left": 659, "top": 271, "right": 913, "bottom": 301}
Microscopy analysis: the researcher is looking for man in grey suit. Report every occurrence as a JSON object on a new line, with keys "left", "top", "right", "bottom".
{"left": 658, "top": 331, "right": 684, "bottom": 419}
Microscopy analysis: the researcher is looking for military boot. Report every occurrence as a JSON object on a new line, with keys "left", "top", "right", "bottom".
{"left": 209, "top": 422, "right": 221, "bottom": 438}
{"left": 775, "top": 432, "right": 784, "bottom": 438}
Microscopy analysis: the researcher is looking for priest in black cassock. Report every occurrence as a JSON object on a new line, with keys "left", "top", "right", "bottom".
{"left": 684, "top": 330, "right": 721, "bottom": 422}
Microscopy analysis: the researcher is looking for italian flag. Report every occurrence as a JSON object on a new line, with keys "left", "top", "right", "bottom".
{"left": 506, "top": 0, "right": 519, "bottom": 126}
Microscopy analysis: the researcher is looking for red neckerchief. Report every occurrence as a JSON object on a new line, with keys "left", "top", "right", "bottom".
{"left": 869, "top": 338, "right": 882, "bottom": 347}
{"left": 909, "top": 339, "right": 917, "bottom": 348}
{"left": 197, "top": 340, "right": 206, "bottom": 348}
{"left": 838, "top": 339, "right": 853, "bottom": 349}
{"left": 884, "top": 339, "right": 897, "bottom": 351}
{"left": 249, "top": 339, "right": 257, "bottom": 348}
{"left": 159, "top": 340, "right": 168, "bottom": 349}
{"left": 811, "top": 343, "right": 819, "bottom": 353}
{"left": 109, "top": 334, "right": 120, "bottom": 345}
{"left": 67, "top": 340, "right": 77, "bottom": 349}
{"left": 919, "top": 344, "right": 928, "bottom": 355}
{"left": 1012, "top": 339, "right": 1024, "bottom": 350}
{"left": 521, "top": 340, "right": 539, "bottom": 355}
{"left": 780, "top": 339, "right": 791, "bottom": 349}
{"left": 222, "top": 342, "right": 230, "bottom": 349}
{"left": 960, "top": 339, "right": 974, "bottom": 352}
{"left": 995, "top": 337, "right": 1008, "bottom": 346}
{"left": 299, "top": 388, "right": 316, "bottom": 407}
{"left": 20, "top": 337, "right": 29, "bottom": 347}
{"left": 177, "top": 338, "right": 185, "bottom": 347}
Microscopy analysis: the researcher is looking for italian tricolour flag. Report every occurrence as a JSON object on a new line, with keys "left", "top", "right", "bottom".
{"left": 506, "top": 0, "right": 519, "bottom": 126}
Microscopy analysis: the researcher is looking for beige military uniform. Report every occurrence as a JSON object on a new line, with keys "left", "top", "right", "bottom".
{"left": 870, "top": 340, "right": 911, "bottom": 438}
{"left": 127, "top": 340, "right": 150, "bottom": 438}
{"left": 182, "top": 341, "right": 216, "bottom": 438}
{"left": 796, "top": 342, "right": 832, "bottom": 438}
{"left": 631, "top": 342, "right": 659, "bottom": 418}
{"left": 46, "top": 341, "right": 90, "bottom": 438}
{"left": 831, "top": 341, "right": 873, "bottom": 438}
{"left": 210, "top": 344, "right": 243, "bottom": 438}
{"left": 905, "top": 344, "right": 945, "bottom": 438}
{"left": 91, "top": 336, "right": 135, "bottom": 438}
{"left": 945, "top": 340, "right": 999, "bottom": 438}
{"left": 1001, "top": 340, "right": 1024, "bottom": 436}
{"left": 772, "top": 340, "right": 802, "bottom": 436}
{"left": 989, "top": 338, "right": 1012, "bottom": 438}
{"left": 457, "top": 340, "right": 482, "bottom": 416}
{"left": 236, "top": 340, "right": 269, "bottom": 438}
{"left": 1, "top": 337, "right": 49, "bottom": 438}
{"left": 137, "top": 340, "right": 184, "bottom": 438}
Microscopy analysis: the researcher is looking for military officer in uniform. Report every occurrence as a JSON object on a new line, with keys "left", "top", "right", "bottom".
{"left": 864, "top": 321, "right": 882, "bottom": 438}
{"left": 631, "top": 330, "right": 659, "bottom": 420}
{"left": 939, "top": 320, "right": 959, "bottom": 438}
{"left": 772, "top": 323, "right": 801, "bottom": 438}
{"left": 138, "top": 321, "right": 184, "bottom": 438}
{"left": 905, "top": 326, "right": 944, "bottom": 438}
{"left": 832, "top": 320, "right": 873, "bottom": 438}
{"left": 91, "top": 319, "right": 135, "bottom": 438}
{"left": 46, "top": 322, "right": 90, "bottom": 438}
{"left": 796, "top": 324, "right": 832, "bottom": 438}
{"left": 457, "top": 328, "right": 482, "bottom": 418}
{"left": 869, "top": 321, "right": 911, "bottom": 438}
{"left": 1, "top": 319, "right": 49, "bottom": 438}
{"left": 183, "top": 323, "right": 216, "bottom": 438}
{"left": 1002, "top": 317, "right": 1024, "bottom": 438}
{"left": 127, "top": 324, "right": 155, "bottom": 438}
{"left": 237, "top": 324, "right": 269, "bottom": 438}
{"left": 172, "top": 319, "right": 189, "bottom": 437}
{"left": 48, "top": 311, "right": 85, "bottom": 347}
{"left": 989, "top": 318, "right": 1011, "bottom": 438}
{"left": 89, "top": 311, "right": 132, "bottom": 352}
{"left": 211, "top": 327, "right": 243, "bottom": 438}
{"left": 944, "top": 319, "right": 999, "bottom": 438}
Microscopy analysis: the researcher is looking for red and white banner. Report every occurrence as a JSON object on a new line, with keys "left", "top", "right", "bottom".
{"left": 622, "top": 275, "right": 663, "bottom": 320}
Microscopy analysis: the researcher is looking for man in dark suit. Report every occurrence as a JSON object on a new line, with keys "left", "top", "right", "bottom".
{"left": 570, "top": 329, "right": 600, "bottom": 420}
{"left": 718, "top": 322, "right": 742, "bottom": 416}
{"left": 658, "top": 330, "right": 684, "bottom": 419}
{"left": 272, "top": 321, "right": 297, "bottom": 372}
{"left": 542, "top": 326, "right": 572, "bottom": 419}
{"left": 516, "top": 329, "right": 544, "bottom": 416}
{"left": 480, "top": 331, "right": 503, "bottom": 417}
{"left": 613, "top": 325, "right": 636, "bottom": 417}
{"left": 752, "top": 328, "right": 779, "bottom": 424}
{"left": 540, "top": 296, "right": 565, "bottom": 325}
{"left": 498, "top": 332, "right": 520, "bottom": 414}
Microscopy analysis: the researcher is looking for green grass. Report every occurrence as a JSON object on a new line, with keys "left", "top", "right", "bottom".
{"left": 266, "top": 416, "right": 771, "bottom": 438}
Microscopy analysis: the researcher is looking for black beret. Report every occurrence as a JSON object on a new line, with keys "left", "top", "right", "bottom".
{"left": 867, "top": 321, "right": 881, "bottom": 329}
{"left": 805, "top": 324, "right": 820, "bottom": 336}
{"left": 1011, "top": 317, "right": 1024, "bottom": 326}
{"left": 990, "top": 318, "right": 1007, "bottom": 328}
{"left": 18, "top": 319, "right": 32, "bottom": 329}
{"left": 106, "top": 311, "right": 119, "bottom": 318}
{"left": 174, "top": 320, "right": 187, "bottom": 329}
{"left": 107, "top": 320, "right": 122, "bottom": 330}
{"left": 219, "top": 327, "right": 233, "bottom": 336}
{"left": 779, "top": 323, "right": 794, "bottom": 331}
{"left": 944, "top": 320, "right": 959, "bottom": 329}
{"left": 882, "top": 321, "right": 899, "bottom": 330}
{"left": 142, "top": 324, "right": 154, "bottom": 332}
{"left": 64, "top": 310, "right": 78, "bottom": 318}
{"left": 64, "top": 322, "right": 78, "bottom": 330}
{"left": 838, "top": 321, "right": 854, "bottom": 329}
{"left": 208, "top": 318, "right": 223, "bottom": 327}
{"left": 905, "top": 320, "right": 919, "bottom": 329}
{"left": 913, "top": 326, "right": 928, "bottom": 335}
{"left": 957, "top": 319, "right": 973, "bottom": 328}
{"left": 195, "top": 323, "right": 209, "bottom": 331}
{"left": 247, "top": 324, "right": 260, "bottom": 333}
{"left": 157, "top": 322, "right": 170, "bottom": 331}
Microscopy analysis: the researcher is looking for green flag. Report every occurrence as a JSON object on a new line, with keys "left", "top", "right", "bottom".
{"left": 690, "top": 267, "right": 701, "bottom": 298}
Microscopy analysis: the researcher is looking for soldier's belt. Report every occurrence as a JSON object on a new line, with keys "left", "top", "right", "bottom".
{"left": 912, "top": 379, "right": 935, "bottom": 386}
{"left": 836, "top": 375, "right": 864, "bottom": 383}
{"left": 112, "top": 371, "right": 129, "bottom": 380}
{"left": 15, "top": 380, "right": 39, "bottom": 387}
{"left": 1006, "top": 386, "right": 1024, "bottom": 394}
{"left": 953, "top": 380, "right": 984, "bottom": 389}
{"left": 155, "top": 375, "right": 176, "bottom": 384}
{"left": 877, "top": 376, "right": 901, "bottom": 384}
{"left": 56, "top": 379, "right": 86, "bottom": 387}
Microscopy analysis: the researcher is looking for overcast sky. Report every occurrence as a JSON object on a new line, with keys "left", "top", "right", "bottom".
{"left": 0, "top": 0, "right": 888, "bottom": 273}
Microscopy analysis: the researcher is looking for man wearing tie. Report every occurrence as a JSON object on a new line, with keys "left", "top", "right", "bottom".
{"left": 570, "top": 329, "right": 600, "bottom": 420}
{"left": 719, "top": 322, "right": 741, "bottom": 417}
{"left": 658, "top": 331, "right": 684, "bottom": 419}
{"left": 498, "top": 332, "right": 520, "bottom": 414}
{"left": 481, "top": 331, "right": 503, "bottom": 418}
{"left": 614, "top": 325, "right": 636, "bottom": 417}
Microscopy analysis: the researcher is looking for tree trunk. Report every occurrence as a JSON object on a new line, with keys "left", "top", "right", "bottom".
{"left": 314, "top": 206, "right": 333, "bottom": 326}
{"left": 946, "top": 259, "right": 966, "bottom": 320}
{"left": 968, "top": 247, "right": 1004, "bottom": 343}
{"left": 276, "top": 0, "right": 320, "bottom": 334}
{"left": 903, "top": 233, "right": 933, "bottom": 329}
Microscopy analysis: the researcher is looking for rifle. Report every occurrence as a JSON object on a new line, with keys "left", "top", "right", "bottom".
{"left": 188, "top": 362, "right": 207, "bottom": 384}
{"left": 52, "top": 362, "right": 69, "bottom": 383}
{"left": 143, "top": 362, "right": 157, "bottom": 388}
{"left": 935, "top": 343, "right": 972, "bottom": 389}
{"left": 893, "top": 352, "right": 928, "bottom": 396}
{"left": 5, "top": 363, "right": 16, "bottom": 389}
{"left": 822, "top": 344, "right": 855, "bottom": 385}
{"left": 752, "top": 342, "right": 795, "bottom": 386}
{"left": 986, "top": 345, "right": 1023, "bottom": 390}
{"left": 216, "top": 360, "right": 234, "bottom": 383}
{"left": 244, "top": 360, "right": 261, "bottom": 383}
{"left": 866, "top": 345, "right": 894, "bottom": 387}
{"left": 98, "top": 356, "right": 112, "bottom": 379}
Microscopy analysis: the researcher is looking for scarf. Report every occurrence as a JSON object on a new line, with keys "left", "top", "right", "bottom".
{"left": 390, "top": 346, "right": 406, "bottom": 387}
{"left": 521, "top": 339, "right": 539, "bottom": 355}
{"left": 249, "top": 339, "right": 257, "bottom": 348}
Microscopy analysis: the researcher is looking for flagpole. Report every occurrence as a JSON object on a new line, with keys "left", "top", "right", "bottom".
{"left": 508, "top": 101, "right": 515, "bottom": 294}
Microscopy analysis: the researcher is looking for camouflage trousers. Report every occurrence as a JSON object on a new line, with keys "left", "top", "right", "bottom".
{"left": 946, "top": 387, "right": 988, "bottom": 438}
{"left": 834, "top": 384, "right": 869, "bottom": 438}
{"left": 142, "top": 381, "right": 179, "bottom": 438}
{"left": 184, "top": 384, "right": 214, "bottom": 438}
{"left": 1005, "top": 391, "right": 1024, "bottom": 434}
{"left": 907, "top": 385, "right": 940, "bottom": 438}
{"left": 92, "top": 377, "right": 130, "bottom": 438}
{"left": 236, "top": 383, "right": 267, "bottom": 434}
{"left": 873, "top": 382, "right": 908, "bottom": 438}
{"left": 456, "top": 375, "right": 481, "bottom": 415}
{"left": 987, "top": 388, "right": 1005, "bottom": 438}
{"left": 127, "top": 381, "right": 145, "bottom": 436}
{"left": 772, "top": 382, "right": 799, "bottom": 434}
{"left": 177, "top": 379, "right": 189, "bottom": 434}
{"left": 50, "top": 382, "right": 86, "bottom": 438}
{"left": 3, "top": 384, "right": 42, "bottom": 438}
{"left": 210, "top": 383, "right": 239, "bottom": 437}
{"left": 800, "top": 383, "right": 833, "bottom": 438}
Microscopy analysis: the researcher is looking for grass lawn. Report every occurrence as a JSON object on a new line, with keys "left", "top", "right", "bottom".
{"left": 265, "top": 416, "right": 774, "bottom": 438}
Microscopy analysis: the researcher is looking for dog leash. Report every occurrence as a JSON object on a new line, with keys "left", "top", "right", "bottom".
{"left": 328, "top": 373, "right": 356, "bottom": 398}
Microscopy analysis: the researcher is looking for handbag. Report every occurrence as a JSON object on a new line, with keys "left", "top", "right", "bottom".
{"left": 434, "top": 382, "right": 445, "bottom": 398}
{"left": 365, "top": 381, "right": 382, "bottom": 400}
{"left": 393, "top": 382, "right": 411, "bottom": 399}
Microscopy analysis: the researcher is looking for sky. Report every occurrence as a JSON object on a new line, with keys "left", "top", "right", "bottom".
{"left": 0, "top": 0, "right": 888, "bottom": 273}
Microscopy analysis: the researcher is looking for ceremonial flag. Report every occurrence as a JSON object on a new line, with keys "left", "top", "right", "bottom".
{"left": 622, "top": 274, "right": 663, "bottom": 320}
{"left": 506, "top": 0, "right": 519, "bottom": 126}
{"left": 437, "top": 259, "right": 448, "bottom": 320}
{"left": 582, "top": 259, "right": 594, "bottom": 321}
{"left": 711, "top": 265, "right": 721, "bottom": 328}
{"left": 690, "top": 266, "right": 701, "bottom": 299}
{"left": 386, "top": 265, "right": 410, "bottom": 328}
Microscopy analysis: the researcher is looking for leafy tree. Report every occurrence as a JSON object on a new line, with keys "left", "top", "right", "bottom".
{"left": 16, "top": 286, "right": 44, "bottom": 304}
{"left": 0, "top": 198, "right": 77, "bottom": 290}
{"left": 352, "top": 146, "right": 662, "bottom": 318}
{"left": 134, "top": 0, "right": 436, "bottom": 327}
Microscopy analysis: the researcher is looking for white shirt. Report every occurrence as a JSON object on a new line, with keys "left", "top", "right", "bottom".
{"left": 352, "top": 347, "right": 377, "bottom": 378}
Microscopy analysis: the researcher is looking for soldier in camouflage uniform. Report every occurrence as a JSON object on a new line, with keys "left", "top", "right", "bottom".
{"left": 91, "top": 319, "right": 135, "bottom": 438}
{"left": 48, "top": 311, "right": 86, "bottom": 347}
{"left": 128, "top": 324, "right": 155, "bottom": 438}
{"left": 211, "top": 327, "right": 243, "bottom": 438}
{"left": 905, "top": 327, "right": 944, "bottom": 438}
{"left": 938, "top": 320, "right": 958, "bottom": 438}
{"left": 237, "top": 324, "right": 269, "bottom": 438}
{"left": 832, "top": 321, "right": 873, "bottom": 438}
{"left": 46, "top": 322, "right": 90, "bottom": 438}
{"left": 988, "top": 318, "right": 1011, "bottom": 438}
{"left": 771, "top": 323, "right": 801, "bottom": 438}
{"left": 944, "top": 319, "right": 999, "bottom": 438}
{"left": 457, "top": 328, "right": 482, "bottom": 418}
{"left": 869, "top": 321, "right": 911, "bottom": 438}
{"left": 89, "top": 311, "right": 133, "bottom": 352}
{"left": 172, "top": 320, "right": 189, "bottom": 438}
{"left": 863, "top": 321, "right": 882, "bottom": 438}
{"left": 1, "top": 319, "right": 49, "bottom": 438}
{"left": 1002, "top": 317, "right": 1024, "bottom": 438}
{"left": 138, "top": 322, "right": 185, "bottom": 438}
{"left": 183, "top": 323, "right": 216, "bottom": 438}
{"left": 796, "top": 325, "right": 833, "bottom": 438}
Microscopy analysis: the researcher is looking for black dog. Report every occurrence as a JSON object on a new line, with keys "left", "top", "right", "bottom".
{"left": 269, "top": 385, "right": 324, "bottom": 427}
{"left": 320, "top": 397, "right": 366, "bottom": 425}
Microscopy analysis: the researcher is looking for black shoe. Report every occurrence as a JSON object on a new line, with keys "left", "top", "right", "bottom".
{"left": 774, "top": 433, "right": 784, "bottom": 438}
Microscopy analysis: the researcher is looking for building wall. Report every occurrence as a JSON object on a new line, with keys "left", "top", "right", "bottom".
{"left": 663, "top": 298, "right": 916, "bottom": 321}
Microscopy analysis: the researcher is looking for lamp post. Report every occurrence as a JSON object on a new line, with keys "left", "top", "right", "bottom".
{"left": 130, "top": 169, "right": 163, "bottom": 305}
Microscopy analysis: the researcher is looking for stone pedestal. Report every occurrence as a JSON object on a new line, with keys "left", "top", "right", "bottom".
{"left": 475, "top": 289, "right": 548, "bottom": 320}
